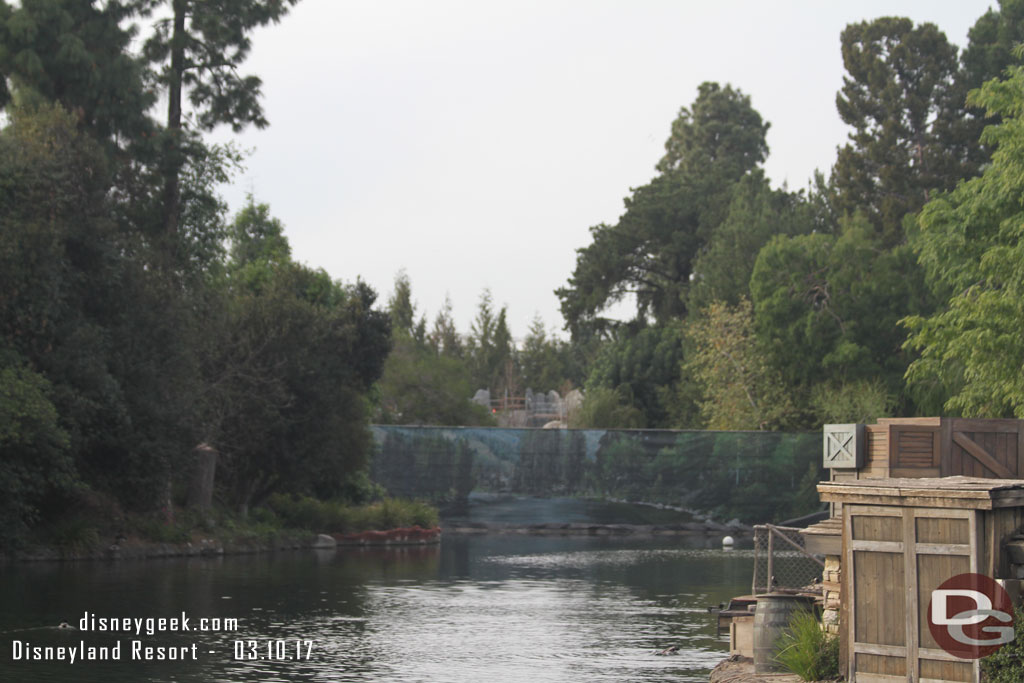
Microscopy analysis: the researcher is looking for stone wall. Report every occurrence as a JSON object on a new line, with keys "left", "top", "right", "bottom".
{"left": 821, "top": 553, "right": 841, "bottom": 635}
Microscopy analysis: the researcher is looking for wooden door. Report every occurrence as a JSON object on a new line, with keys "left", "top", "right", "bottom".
{"left": 845, "top": 505, "right": 979, "bottom": 682}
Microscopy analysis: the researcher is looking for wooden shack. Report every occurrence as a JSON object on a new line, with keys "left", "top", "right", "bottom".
{"left": 806, "top": 418, "right": 1024, "bottom": 556}
{"left": 799, "top": 418, "right": 1024, "bottom": 679}
{"left": 819, "top": 477, "right": 1024, "bottom": 683}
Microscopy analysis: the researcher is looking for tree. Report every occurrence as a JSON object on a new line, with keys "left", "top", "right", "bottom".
{"left": 136, "top": 0, "right": 300, "bottom": 235}
{"left": 428, "top": 295, "right": 464, "bottom": 358}
{"left": 904, "top": 60, "right": 1024, "bottom": 417}
{"left": 210, "top": 202, "right": 391, "bottom": 513}
{"left": 519, "top": 315, "right": 582, "bottom": 393}
{"left": 584, "top": 324, "right": 685, "bottom": 428}
{"left": 491, "top": 308, "right": 517, "bottom": 398}
{"left": 811, "top": 378, "right": 895, "bottom": 425}
{"left": 0, "top": 0, "right": 155, "bottom": 146}
{"left": 685, "top": 299, "right": 794, "bottom": 430}
{"left": 832, "top": 17, "right": 976, "bottom": 246}
{"left": 569, "top": 386, "right": 645, "bottom": 429}
{"left": 0, "top": 5, "right": 389, "bottom": 534}
{"left": 0, "top": 355, "right": 73, "bottom": 547}
{"left": 375, "top": 330, "right": 494, "bottom": 427}
{"left": 688, "top": 172, "right": 817, "bottom": 312}
{"left": 376, "top": 279, "right": 490, "bottom": 426}
{"left": 229, "top": 195, "right": 291, "bottom": 266}
{"left": 465, "top": 289, "right": 516, "bottom": 396}
{"left": 385, "top": 270, "right": 428, "bottom": 344}
{"left": 557, "top": 82, "right": 770, "bottom": 334}
{"left": 558, "top": 174, "right": 702, "bottom": 331}
{"left": 387, "top": 271, "right": 417, "bottom": 332}
{"left": 959, "top": 0, "right": 1024, "bottom": 158}
{"left": 962, "top": 0, "right": 1024, "bottom": 90}
{"left": 657, "top": 81, "right": 769, "bottom": 180}
{"left": 0, "top": 103, "right": 216, "bottom": 517}
{"left": 750, "top": 215, "right": 934, "bottom": 423}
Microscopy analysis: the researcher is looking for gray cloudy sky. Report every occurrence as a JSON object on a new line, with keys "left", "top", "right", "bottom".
{"left": 209, "top": 0, "right": 995, "bottom": 340}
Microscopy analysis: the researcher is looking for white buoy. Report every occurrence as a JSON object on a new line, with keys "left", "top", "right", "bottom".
{"left": 722, "top": 535, "right": 735, "bottom": 547}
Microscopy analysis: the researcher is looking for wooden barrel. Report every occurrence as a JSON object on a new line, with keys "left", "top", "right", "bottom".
{"left": 752, "top": 593, "right": 815, "bottom": 673}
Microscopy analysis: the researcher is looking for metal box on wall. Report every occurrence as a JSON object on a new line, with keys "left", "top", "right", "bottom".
{"left": 824, "top": 423, "right": 866, "bottom": 469}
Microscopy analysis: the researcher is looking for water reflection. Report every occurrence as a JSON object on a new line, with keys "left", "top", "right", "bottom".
{"left": 0, "top": 516, "right": 751, "bottom": 682}
{"left": 444, "top": 493, "right": 701, "bottom": 526}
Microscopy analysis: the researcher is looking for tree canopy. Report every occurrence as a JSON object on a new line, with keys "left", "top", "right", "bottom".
{"left": 905, "top": 59, "right": 1024, "bottom": 417}
{"left": 832, "top": 17, "right": 975, "bottom": 246}
{"left": 0, "top": 0, "right": 404, "bottom": 543}
{"left": 558, "top": 82, "right": 770, "bottom": 334}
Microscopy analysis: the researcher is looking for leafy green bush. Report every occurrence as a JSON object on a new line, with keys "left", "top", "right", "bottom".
{"left": 774, "top": 609, "right": 839, "bottom": 681}
{"left": 334, "top": 470, "right": 387, "bottom": 505}
{"left": 265, "top": 495, "right": 438, "bottom": 533}
{"left": 45, "top": 517, "right": 100, "bottom": 553}
{"left": 0, "top": 358, "right": 75, "bottom": 550}
{"left": 982, "top": 605, "right": 1024, "bottom": 683}
{"left": 248, "top": 506, "right": 280, "bottom": 526}
{"left": 571, "top": 386, "right": 645, "bottom": 429}
{"left": 134, "top": 517, "right": 191, "bottom": 544}
{"left": 812, "top": 378, "right": 894, "bottom": 425}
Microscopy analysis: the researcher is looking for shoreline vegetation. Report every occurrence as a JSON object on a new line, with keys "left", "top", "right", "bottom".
{"left": 4, "top": 493, "right": 757, "bottom": 563}
{"left": 5, "top": 496, "right": 441, "bottom": 564}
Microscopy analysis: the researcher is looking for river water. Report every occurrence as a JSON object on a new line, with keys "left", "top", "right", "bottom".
{"left": 0, "top": 498, "right": 752, "bottom": 683}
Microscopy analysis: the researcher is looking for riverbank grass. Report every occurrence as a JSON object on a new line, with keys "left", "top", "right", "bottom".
{"left": 773, "top": 610, "right": 839, "bottom": 681}
{"left": 265, "top": 494, "right": 439, "bottom": 533}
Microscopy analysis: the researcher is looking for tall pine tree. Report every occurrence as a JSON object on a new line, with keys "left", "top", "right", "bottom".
{"left": 135, "top": 0, "right": 300, "bottom": 235}
{"left": 832, "top": 17, "right": 976, "bottom": 246}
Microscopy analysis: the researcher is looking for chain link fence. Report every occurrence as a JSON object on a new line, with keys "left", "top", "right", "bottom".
{"left": 752, "top": 524, "right": 825, "bottom": 594}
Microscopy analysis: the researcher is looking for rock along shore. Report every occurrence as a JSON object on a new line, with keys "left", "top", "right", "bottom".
{"left": 709, "top": 655, "right": 804, "bottom": 682}
{"left": 8, "top": 526, "right": 442, "bottom": 563}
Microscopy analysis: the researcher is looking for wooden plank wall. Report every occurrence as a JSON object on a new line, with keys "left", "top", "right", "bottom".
{"left": 855, "top": 418, "right": 1024, "bottom": 481}
{"left": 846, "top": 505, "right": 984, "bottom": 682}
{"left": 913, "top": 510, "right": 976, "bottom": 683}
{"left": 864, "top": 424, "right": 889, "bottom": 477}
{"left": 947, "top": 419, "right": 1022, "bottom": 479}
{"left": 846, "top": 506, "right": 907, "bottom": 681}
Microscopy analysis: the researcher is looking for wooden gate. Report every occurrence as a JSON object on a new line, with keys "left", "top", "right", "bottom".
{"left": 845, "top": 504, "right": 979, "bottom": 682}
{"left": 944, "top": 419, "right": 1024, "bottom": 479}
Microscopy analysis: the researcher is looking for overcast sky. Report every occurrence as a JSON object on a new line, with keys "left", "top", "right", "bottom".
{"left": 208, "top": 0, "right": 996, "bottom": 341}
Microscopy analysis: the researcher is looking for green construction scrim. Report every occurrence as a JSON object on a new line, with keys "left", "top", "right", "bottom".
{"left": 369, "top": 426, "right": 822, "bottom": 524}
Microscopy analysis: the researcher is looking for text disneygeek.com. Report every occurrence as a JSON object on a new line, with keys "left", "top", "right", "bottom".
{"left": 77, "top": 611, "right": 238, "bottom": 635}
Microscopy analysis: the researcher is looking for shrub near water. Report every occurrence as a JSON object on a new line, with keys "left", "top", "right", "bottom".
{"left": 773, "top": 609, "right": 839, "bottom": 681}
{"left": 45, "top": 517, "right": 101, "bottom": 553}
{"left": 266, "top": 495, "right": 439, "bottom": 534}
{"left": 982, "top": 605, "right": 1024, "bottom": 683}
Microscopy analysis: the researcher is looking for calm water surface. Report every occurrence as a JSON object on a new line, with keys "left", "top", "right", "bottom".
{"left": 0, "top": 499, "right": 751, "bottom": 683}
